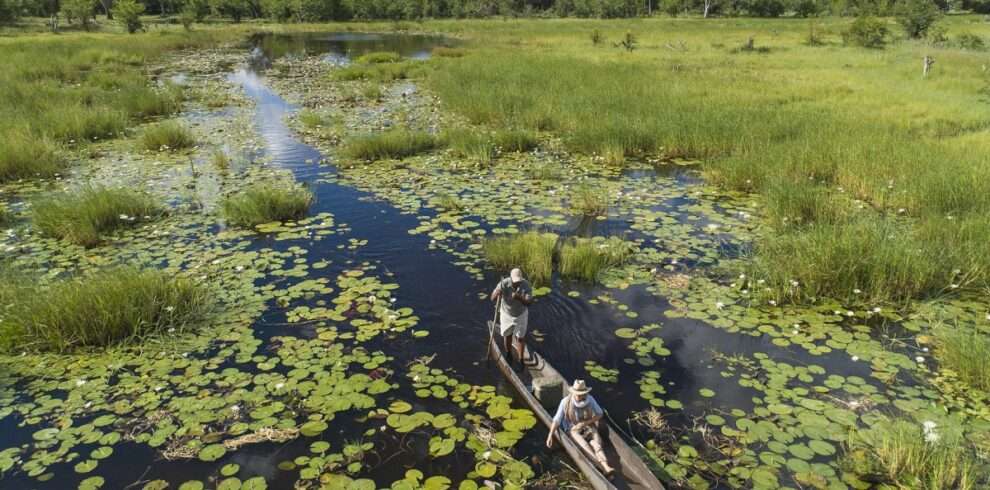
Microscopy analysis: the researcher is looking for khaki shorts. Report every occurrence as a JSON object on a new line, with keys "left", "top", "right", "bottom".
{"left": 499, "top": 309, "right": 529, "bottom": 339}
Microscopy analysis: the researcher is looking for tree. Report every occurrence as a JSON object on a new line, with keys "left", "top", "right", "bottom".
{"left": 62, "top": 0, "right": 95, "bottom": 28}
{"left": 843, "top": 15, "right": 889, "bottom": 48}
{"left": 111, "top": 0, "right": 143, "bottom": 32}
{"left": 896, "top": 0, "right": 941, "bottom": 39}
{"left": 0, "top": 0, "right": 23, "bottom": 23}
{"left": 184, "top": 0, "right": 211, "bottom": 20}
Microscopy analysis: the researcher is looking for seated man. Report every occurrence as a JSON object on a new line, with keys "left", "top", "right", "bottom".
{"left": 545, "top": 379, "right": 615, "bottom": 475}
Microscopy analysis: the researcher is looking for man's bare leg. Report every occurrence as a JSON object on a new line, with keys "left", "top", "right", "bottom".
{"left": 503, "top": 335, "right": 514, "bottom": 363}
{"left": 515, "top": 336, "right": 528, "bottom": 364}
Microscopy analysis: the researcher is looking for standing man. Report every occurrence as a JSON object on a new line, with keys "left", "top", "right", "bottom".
{"left": 491, "top": 267, "right": 533, "bottom": 368}
{"left": 546, "top": 380, "right": 615, "bottom": 475}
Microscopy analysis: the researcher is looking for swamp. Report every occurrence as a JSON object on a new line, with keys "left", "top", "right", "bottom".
{"left": 2, "top": 4, "right": 990, "bottom": 490}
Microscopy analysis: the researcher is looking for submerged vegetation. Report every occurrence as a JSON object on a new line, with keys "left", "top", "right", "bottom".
{"left": 32, "top": 186, "right": 162, "bottom": 247}
{"left": 482, "top": 231, "right": 558, "bottom": 286}
{"left": 222, "top": 183, "right": 314, "bottom": 227}
{"left": 0, "top": 267, "right": 211, "bottom": 353}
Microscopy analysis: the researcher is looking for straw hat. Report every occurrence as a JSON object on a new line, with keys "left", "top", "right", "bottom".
{"left": 510, "top": 268, "right": 524, "bottom": 283}
{"left": 570, "top": 379, "right": 592, "bottom": 395}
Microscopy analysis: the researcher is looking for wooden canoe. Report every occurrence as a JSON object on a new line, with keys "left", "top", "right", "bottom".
{"left": 487, "top": 321, "right": 665, "bottom": 490}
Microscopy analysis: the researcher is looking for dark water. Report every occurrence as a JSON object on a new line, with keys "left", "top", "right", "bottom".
{"left": 2, "top": 34, "right": 880, "bottom": 489}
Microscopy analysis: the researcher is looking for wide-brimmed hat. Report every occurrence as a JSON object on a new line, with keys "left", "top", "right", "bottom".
{"left": 570, "top": 379, "right": 592, "bottom": 395}
{"left": 510, "top": 268, "right": 524, "bottom": 282}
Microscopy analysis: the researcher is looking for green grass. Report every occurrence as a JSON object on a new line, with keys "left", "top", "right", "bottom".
{"left": 211, "top": 150, "right": 231, "bottom": 171}
{"left": 527, "top": 161, "right": 563, "bottom": 181}
{"left": 570, "top": 184, "right": 609, "bottom": 216}
{"left": 341, "top": 130, "right": 439, "bottom": 161}
{"left": 425, "top": 17, "right": 990, "bottom": 304}
{"left": 0, "top": 267, "right": 211, "bottom": 353}
{"left": 298, "top": 108, "right": 329, "bottom": 129}
{"left": 0, "top": 27, "right": 245, "bottom": 180}
{"left": 354, "top": 51, "right": 402, "bottom": 64}
{"left": 432, "top": 193, "right": 464, "bottom": 212}
{"left": 0, "top": 130, "right": 64, "bottom": 182}
{"left": 842, "top": 416, "right": 984, "bottom": 490}
{"left": 32, "top": 186, "right": 163, "bottom": 247}
{"left": 333, "top": 60, "right": 422, "bottom": 82}
{"left": 140, "top": 121, "right": 196, "bottom": 152}
{"left": 482, "top": 231, "right": 558, "bottom": 287}
{"left": 0, "top": 203, "right": 11, "bottom": 227}
{"left": 222, "top": 183, "right": 314, "bottom": 228}
{"left": 560, "top": 237, "right": 636, "bottom": 282}
{"left": 934, "top": 324, "right": 990, "bottom": 392}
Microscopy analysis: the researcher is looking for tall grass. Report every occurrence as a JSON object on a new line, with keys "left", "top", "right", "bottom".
{"left": 140, "top": 121, "right": 196, "bottom": 152}
{"left": 570, "top": 184, "right": 608, "bottom": 216}
{"left": 0, "top": 28, "right": 243, "bottom": 179}
{"left": 0, "top": 130, "right": 64, "bottom": 182}
{"left": 428, "top": 19, "right": 990, "bottom": 303}
{"left": 32, "top": 186, "right": 163, "bottom": 247}
{"left": 560, "top": 237, "right": 636, "bottom": 282}
{"left": 341, "top": 130, "right": 438, "bottom": 161}
{"left": 354, "top": 51, "right": 402, "bottom": 64}
{"left": 0, "top": 203, "right": 11, "bottom": 227}
{"left": 482, "top": 231, "right": 558, "bottom": 287}
{"left": 933, "top": 325, "right": 990, "bottom": 392}
{"left": 222, "top": 183, "right": 314, "bottom": 228}
{"left": 0, "top": 267, "right": 211, "bottom": 353}
{"left": 842, "top": 416, "right": 984, "bottom": 490}
{"left": 333, "top": 60, "right": 421, "bottom": 82}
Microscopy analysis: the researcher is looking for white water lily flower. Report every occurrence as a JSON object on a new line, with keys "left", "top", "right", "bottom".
{"left": 230, "top": 405, "right": 240, "bottom": 412}
{"left": 413, "top": 375, "right": 420, "bottom": 382}
{"left": 119, "top": 214, "right": 129, "bottom": 220}
{"left": 275, "top": 383, "right": 285, "bottom": 390}
{"left": 851, "top": 356, "right": 859, "bottom": 362}
{"left": 872, "top": 307, "right": 882, "bottom": 313}
{"left": 715, "top": 302, "right": 725, "bottom": 310}
{"left": 922, "top": 347, "right": 929, "bottom": 352}
{"left": 75, "top": 379, "right": 86, "bottom": 387}
{"left": 916, "top": 356, "right": 925, "bottom": 363}
{"left": 85, "top": 402, "right": 92, "bottom": 409}
{"left": 165, "top": 306, "right": 175, "bottom": 313}
{"left": 853, "top": 289, "right": 862, "bottom": 294}
{"left": 235, "top": 265, "right": 244, "bottom": 272}
{"left": 846, "top": 311, "right": 855, "bottom": 317}
{"left": 768, "top": 300, "right": 777, "bottom": 306}
{"left": 923, "top": 421, "right": 939, "bottom": 443}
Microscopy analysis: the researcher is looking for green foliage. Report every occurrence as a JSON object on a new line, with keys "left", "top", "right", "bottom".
{"left": 570, "top": 184, "right": 608, "bottom": 216}
{"left": 211, "top": 150, "right": 231, "bottom": 171}
{"left": 111, "top": 0, "right": 145, "bottom": 33}
{"left": 482, "top": 231, "right": 558, "bottom": 287}
{"left": 0, "top": 130, "right": 64, "bottom": 182}
{"left": 333, "top": 60, "right": 421, "bottom": 82}
{"left": 843, "top": 16, "right": 889, "bottom": 48}
{"left": 897, "top": 0, "right": 941, "bottom": 39}
{"left": 934, "top": 325, "right": 990, "bottom": 392}
{"left": 179, "top": 8, "right": 196, "bottom": 30}
{"left": 31, "top": 186, "right": 163, "bottom": 247}
{"left": 140, "top": 122, "right": 196, "bottom": 152}
{"left": 221, "top": 183, "right": 314, "bottom": 228}
{"left": 62, "top": 0, "right": 94, "bottom": 28}
{"left": 746, "top": 0, "right": 786, "bottom": 17}
{"left": 560, "top": 237, "right": 635, "bottom": 282}
{"left": 341, "top": 130, "right": 438, "bottom": 161}
{"left": 0, "top": 267, "right": 211, "bottom": 352}
{"left": 0, "top": 203, "right": 11, "bottom": 227}
{"left": 841, "top": 416, "right": 985, "bottom": 490}
{"left": 354, "top": 51, "right": 402, "bottom": 64}
{"left": 590, "top": 29, "right": 604, "bottom": 45}
{"left": 953, "top": 32, "right": 986, "bottom": 50}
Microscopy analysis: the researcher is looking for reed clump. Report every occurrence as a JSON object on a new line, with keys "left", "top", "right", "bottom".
{"left": 482, "top": 231, "right": 558, "bottom": 287}
{"left": 560, "top": 237, "right": 636, "bottom": 282}
{"left": 570, "top": 184, "right": 609, "bottom": 216}
{"left": 933, "top": 324, "right": 990, "bottom": 392}
{"left": 32, "top": 186, "right": 163, "bottom": 247}
{"left": 341, "top": 130, "right": 438, "bottom": 161}
{"left": 0, "top": 267, "right": 212, "bottom": 353}
{"left": 0, "top": 131, "right": 64, "bottom": 182}
{"left": 140, "top": 121, "right": 196, "bottom": 152}
{"left": 222, "top": 183, "right": 314, "bottom": 228}
{"left": 841, "top": 416, "right": 984, "bottom": 490}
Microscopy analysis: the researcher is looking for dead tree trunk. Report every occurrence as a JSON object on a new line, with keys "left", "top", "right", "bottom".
{"left": 923, "top": 55, "right": 935, "bottom": 78}
{"left": 704, "top": 0, "right": 712, "bottom": 17}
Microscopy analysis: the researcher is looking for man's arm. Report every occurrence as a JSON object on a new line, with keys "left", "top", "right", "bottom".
{"left": 512, "top": 284, "right": 534, "bottom": 306}
{"left": 490, "top": 282, "right": 503, "bottom": 302}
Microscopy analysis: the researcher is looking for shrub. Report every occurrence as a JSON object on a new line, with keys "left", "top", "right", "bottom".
{"left": 746, "top": 0, "right": 786, "bottom": 17}
{"left": 32, "top": 186, "right": 163, "bottom": 247}
{"left": 560, "top": 237, "right": 636, "bottom": 282}
{"left": 570, "top": 184, "right": 609, "bottom": 216}
{"left": 897, "top": 0, "right": 942, "bottom": 39}
{"left": 954, "top": 32, "right": 986, "bottom": 50}
{"left": 843, "top": 16, "right": 889, "bottom": 48}
{"left": 0, "top": 267, "right": 211, "bottom": 353}
{"left": 341, "top": 130, "right": 438, "bottom": 161}
{"left": 0, "top": 131, "right": 64, "bottom": 182}
{"left": 841, "top": 416, "right": 984, "bottom": 490}
{"left": 482, "top": 231, "right": 558, "bottom": 287}
{"left": 221, "top": 183, "right": 314, "bottom": 228}
{"left": 140, "top": 122, "right": 196, "bottom": 152}
{"left": 112, "top": 0, "right": 145, "bottom": 34}
{"left": 180, "top": 8, "right": 196, "bottom": 30}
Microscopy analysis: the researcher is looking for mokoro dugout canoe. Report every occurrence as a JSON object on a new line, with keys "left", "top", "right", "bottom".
{"left": 487, "top": 321, "right": 665, "bottom": 490}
